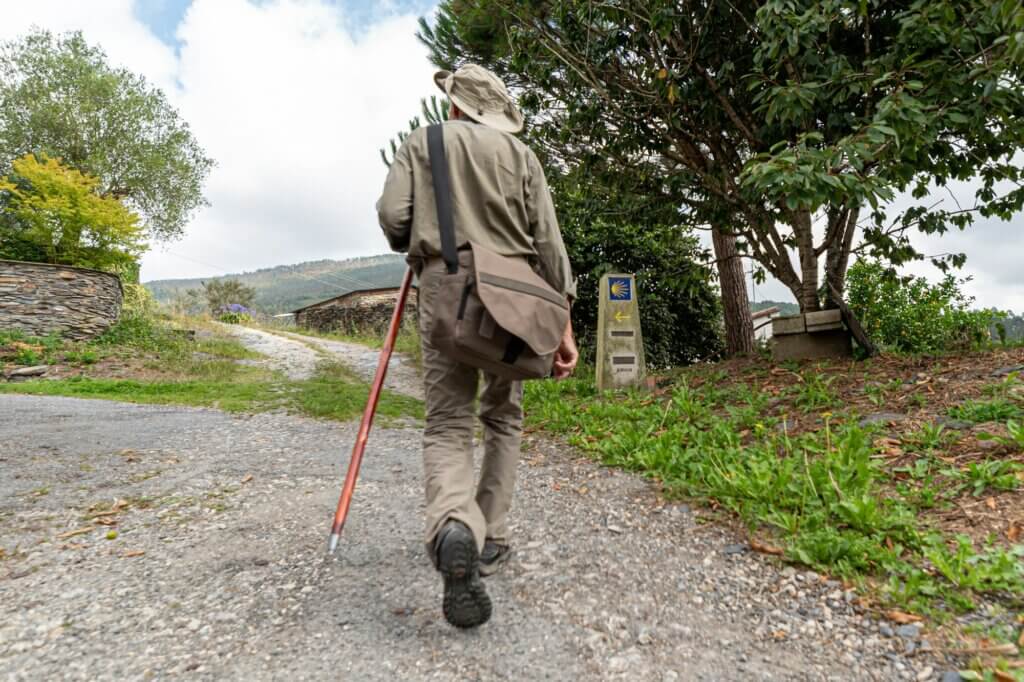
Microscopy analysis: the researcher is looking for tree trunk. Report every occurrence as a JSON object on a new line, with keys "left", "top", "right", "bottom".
{"left": 711, "top": 228, "right": 755, "bottom": 356}
{"left": 824, "top": 205, "right": 860, "bottom": 308}
{"left": 793, "top": 211, "right": 821, "bottom": 313}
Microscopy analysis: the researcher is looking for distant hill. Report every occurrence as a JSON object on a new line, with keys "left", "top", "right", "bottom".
{"left": 145, "top": 254, "right": 408, "bottom": 313}
{"left": 751, "top": 299, "right": 800, "bottom": 316}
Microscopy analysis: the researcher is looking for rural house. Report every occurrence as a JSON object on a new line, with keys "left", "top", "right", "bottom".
{"left": 293, "top": 286, "right": 418, "bottom": 335}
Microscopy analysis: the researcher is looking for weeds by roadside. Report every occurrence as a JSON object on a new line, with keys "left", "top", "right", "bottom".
{"left": 1, "top": 313, "right": 422, "bottom": 422}
{"left": 0, "top": 359, "right": 421, "bottom": 422}
{"left": 523, "top": 356, "right": 1024, "bottom": 660}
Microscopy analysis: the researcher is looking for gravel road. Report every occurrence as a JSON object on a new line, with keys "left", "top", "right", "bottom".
{"left": 219, "top": 325, "right": 422, "bottom": 398}
{"left": 0, "top": 330, "right": 962, "bottom": 680}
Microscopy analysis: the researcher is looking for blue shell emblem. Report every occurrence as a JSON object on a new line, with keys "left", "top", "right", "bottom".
{"left": 609, "top": 277, "right": 632, "bottom": 301}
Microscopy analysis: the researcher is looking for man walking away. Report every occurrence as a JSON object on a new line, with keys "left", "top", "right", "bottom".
{"left": 376, "top": 64, "right": 578, "bottom": 628}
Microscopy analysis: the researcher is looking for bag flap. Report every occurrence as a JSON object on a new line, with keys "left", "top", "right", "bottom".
{"left": 470, "top": 242, "right": 570, "bottom": 356}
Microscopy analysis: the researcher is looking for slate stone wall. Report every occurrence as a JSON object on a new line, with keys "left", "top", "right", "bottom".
{"left": 296, "top": 289, "right": 418, "bottom": 336}
{"left": 0, "top": 260, "right": 123, "bottom": 340}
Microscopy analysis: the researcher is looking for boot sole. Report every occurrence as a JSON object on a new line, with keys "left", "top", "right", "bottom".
{"left": 439, "top": 530, "right": 492, "bottom": 629}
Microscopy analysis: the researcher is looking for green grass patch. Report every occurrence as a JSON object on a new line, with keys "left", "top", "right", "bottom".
{"left": 948, "top": 399, "right": 1023, "bottom": 424}
{"left": 291, "top": 362, "right": 423, "bottom": 422}
{"left": 0, "top": 361, "right": 421, "bottom": 422}
{"left": 524, "top": 374, "right": 1024, "bottom": 621}
{"left": 193, "top": 337, "right": 263, "bottom": 360}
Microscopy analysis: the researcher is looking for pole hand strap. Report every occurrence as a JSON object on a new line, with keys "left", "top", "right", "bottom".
{"left": 427, "top": 124, "right": 459, "bottom": 275}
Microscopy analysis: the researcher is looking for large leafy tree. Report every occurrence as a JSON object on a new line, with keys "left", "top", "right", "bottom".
{"left": 201, "top": 279, "right": 256, "bottom": 313}
{"left": 553, "top": 167, "right": 724, "bottom": 366}
{"left": 0, "top": 30, "right": 213, "bottom": 242}
{"left": 0, "top": 153, "right": 145, "bottom": 273}
{"left": 419, "top": 0, "right": 1024, "bottom": 313}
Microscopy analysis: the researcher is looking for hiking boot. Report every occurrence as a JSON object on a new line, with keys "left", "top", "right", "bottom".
{"left": 434, "top": 521, "right": 492, "bottom": 629}
{"left": 479, "top": 540, "right": 511, "bottom": 578}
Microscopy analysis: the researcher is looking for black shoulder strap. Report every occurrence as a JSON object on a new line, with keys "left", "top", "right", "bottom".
{"left": 427, "top": 124, "right": 458, "bottom": 275}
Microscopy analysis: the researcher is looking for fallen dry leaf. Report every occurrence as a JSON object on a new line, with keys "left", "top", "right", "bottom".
{"left": 91, "top": 509, "right": 119, "bottom": 518}
{"left": 57, "top": 527, "right": 93, "bottom": 540}
{"left": 771, "top": 630, "right": 787, "bottom": 640}
{"left": 92, "top": 517, "right": 116, "bottom": 526}
{"left": 986, "top": 497, "right": 997, "bottom": 511}
{"left": 874, "top": 437, "right": 904, "bottom": 457}
{"left": 749, "top": 538, "right": 784, "bottom": 556}
{"left": 112, "top": 499, "right": 130, "bottom": 511}
{"left": 885, "top": 610, "right": 924, "bottom": 625}
{"left": 994, "top": 671, "right": 1015, "bottom": 682}
{"left": 121, "top": 550, "right": 145, "bottom": 558}
{"left": 241, "top": 474, "right": 254, "bottom": 484}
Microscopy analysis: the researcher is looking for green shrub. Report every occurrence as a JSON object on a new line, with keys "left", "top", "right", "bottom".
{"left": 13, "top": 346, "right": 41, "bottom": 365}
{"left": 846, "top": 260, "right": 996, "bottom": 354}
{"left": 121, "top": 283, "right": 157, "bottom": 319}
{"left": 217, "top": 312, "right": 252, "bottom": 325}
{"left": 948, "top": 399, "right": 1022, "bottom": 424}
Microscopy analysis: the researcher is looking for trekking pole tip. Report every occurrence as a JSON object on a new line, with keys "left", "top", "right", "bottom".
{"left": 327, "top": 532, "right": 340, "bottom": 555}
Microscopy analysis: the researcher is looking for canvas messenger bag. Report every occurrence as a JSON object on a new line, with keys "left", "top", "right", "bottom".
{"left": 424, "top": 124, "right": 570, "bottom": 381}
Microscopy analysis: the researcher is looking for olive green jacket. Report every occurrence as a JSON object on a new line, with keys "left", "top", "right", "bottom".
{"left": 376, "top": 120, "right": 576, "bottom": 301}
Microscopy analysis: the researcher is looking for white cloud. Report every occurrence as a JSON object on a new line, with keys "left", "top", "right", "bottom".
{"left": 1, "top": 0, "right": 438, "bottom": 282}
{"left": 0, "top": 0, "right": 179, "bottom": 94}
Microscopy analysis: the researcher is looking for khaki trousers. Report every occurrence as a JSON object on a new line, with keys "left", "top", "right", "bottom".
{"left": 417, "top": 257, "right": 523, "bottom": 558}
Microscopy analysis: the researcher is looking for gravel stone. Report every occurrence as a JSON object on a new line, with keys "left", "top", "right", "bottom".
{"left": 0, "top": 329, "right": 963, "bottom": 680}
{"left": 897, "top": 624, "right": 922, "bottom": 639}
{"left": 991, "top": 364, "right": 1024, "bottom": 377}
{"left": 859, "top": 412, "right": 907, "bottom": 427}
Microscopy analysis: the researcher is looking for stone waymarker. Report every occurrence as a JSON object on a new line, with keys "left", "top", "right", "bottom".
{"left": 596, "top": 274, "right": 646, "bottom": 391}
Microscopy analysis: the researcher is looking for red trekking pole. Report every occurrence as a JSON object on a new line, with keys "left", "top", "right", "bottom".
{"left": 327, "top": 267, "right": 414, "bottom": 554}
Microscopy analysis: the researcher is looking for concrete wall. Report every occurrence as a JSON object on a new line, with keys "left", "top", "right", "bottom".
{"left": 0, "top": 260, "right": 123, "bottom": 341}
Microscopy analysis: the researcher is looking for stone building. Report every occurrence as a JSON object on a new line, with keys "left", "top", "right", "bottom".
{"left": 293, "top": 286, "right": 418, "bottom": 335}
{"left": 0, "top": 259, "right": 123, "bottom": 340}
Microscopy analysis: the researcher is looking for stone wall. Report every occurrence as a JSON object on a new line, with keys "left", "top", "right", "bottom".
{"left": 0, "top": 260, "right": 123, "bottom": 340}
{"left": 297, "top": 289, "right": 418, "bottom": 336}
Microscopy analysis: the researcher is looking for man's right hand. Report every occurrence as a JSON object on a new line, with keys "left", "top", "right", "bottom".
{"left": 552, "top": 319, "right": 578, "bottom": 380}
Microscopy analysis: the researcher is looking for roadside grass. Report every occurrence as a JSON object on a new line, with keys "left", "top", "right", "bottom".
{"left": 0, "top": 359, "right": 422, "bottom": 422}
{"left": 2, "top": 316, "right": 422, "bottom": 422}
{"left": 1, "top": 313, "right": 261, "bottom": 376}
{"left": 0, "top": 370, "right": 282, "bottom": 411}
{"left": 524, "top": 353, "right": 1024, "bottom": 657}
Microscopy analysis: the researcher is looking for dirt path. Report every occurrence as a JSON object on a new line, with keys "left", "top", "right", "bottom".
{"left": 0, "top": 332, "right": 960, "bottom": 680}
{"left": 218, "top": 324, "right": 422, "bottom": 399}
{"left": 216, "top": 325, "right": 322, "bottom": 380}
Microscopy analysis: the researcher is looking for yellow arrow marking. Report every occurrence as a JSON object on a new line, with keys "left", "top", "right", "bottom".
{"left": 614, "top": 311, "right": 631, "bottom": 323}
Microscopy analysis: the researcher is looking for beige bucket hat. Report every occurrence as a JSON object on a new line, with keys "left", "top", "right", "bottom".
{"left": 434, "top": 64, "right": 524, "bottom": 134}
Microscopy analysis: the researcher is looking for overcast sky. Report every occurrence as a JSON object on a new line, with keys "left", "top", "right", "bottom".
{"left": 2, "top": 1, "right": 1021, "bottom": 312}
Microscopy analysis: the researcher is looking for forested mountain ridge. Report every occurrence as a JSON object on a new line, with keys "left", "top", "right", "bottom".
{"left": 145, "top": 254, "right": 408, "bottom": 313}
